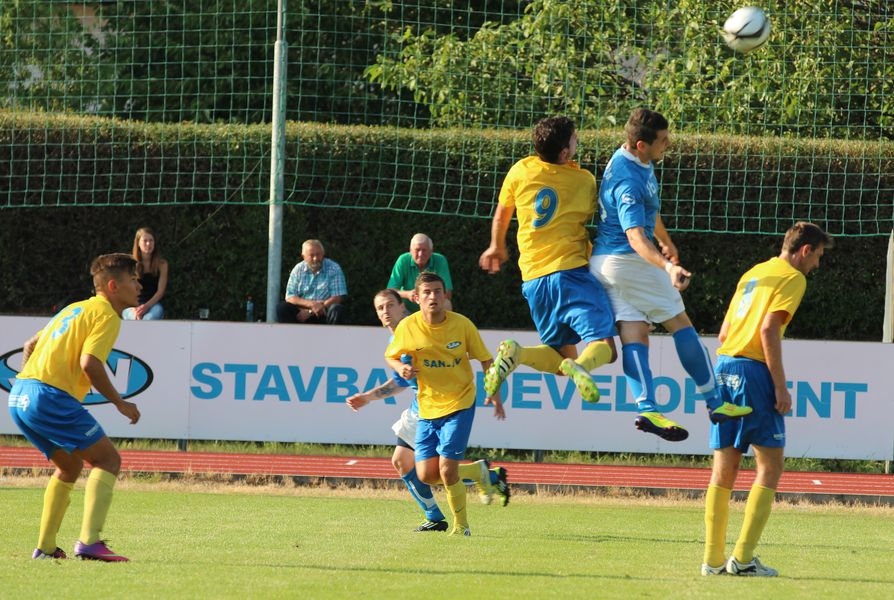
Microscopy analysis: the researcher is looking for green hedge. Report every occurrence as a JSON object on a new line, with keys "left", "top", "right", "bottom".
{"left": 0, "top": 115, "right": 888, "bottom": 340}
{"left": 0, "top": 202, "right": 887, "bottom": 341}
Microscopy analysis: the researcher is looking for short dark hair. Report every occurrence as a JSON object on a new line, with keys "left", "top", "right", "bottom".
{"left": 374, "top": 288, "right": 402, "bottom": 304}
{"left": 625, "top": 108, "right": 669, "bottom": 146}
{"left": 91, "top": 253, "right": 137, "bottom": 289}
{"left": 414, "top": 271, "right": 445, "bottom": 291}
{"left": 533, "top": 116, "right": 576, "bottom": 164}
{"left": 782, "top": 221, "right": 834, "bottom": 253}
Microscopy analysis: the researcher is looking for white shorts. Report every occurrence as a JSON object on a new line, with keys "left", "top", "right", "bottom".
{"left": 590, "top": 253, "right": 685, "bottom": 325}
{"left": 391, "top": 408, "right": 419, "bottom": 448}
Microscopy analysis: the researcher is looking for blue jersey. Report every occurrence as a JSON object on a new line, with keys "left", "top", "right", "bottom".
{"left": 391, "top": 370, "right": 419, "bottom": 414}
{"left": 594, "top": 146, "right": 661, "bottom": 255}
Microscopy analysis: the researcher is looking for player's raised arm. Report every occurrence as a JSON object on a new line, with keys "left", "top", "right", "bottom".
{"left": 479, "top": 203, "right": 514, "bottom": 274}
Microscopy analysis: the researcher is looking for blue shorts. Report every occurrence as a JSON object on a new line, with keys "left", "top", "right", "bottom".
{"left": 522, "top": 267, "right": 616, "bottom": 348}
{"left": 414, "top": 405, "right": 475, "bottom": 462}
{"left": 7, "top": 379, "right": 106, "bottom": 459}
{"left": 710, "top": 356, "right": 785, "bottom": 452}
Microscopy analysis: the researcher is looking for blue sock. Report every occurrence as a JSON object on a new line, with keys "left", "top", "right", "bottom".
{"left": 673, "top": 327, "right": 721, "bottom": 410}
{"left": 622, "top": 343, "right": 656, "bottom": 412}
{"left": 401, "top": 469, "right": 445, "bottom": 522}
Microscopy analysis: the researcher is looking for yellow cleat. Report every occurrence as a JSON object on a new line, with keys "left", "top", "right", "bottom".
{"left": 559, "top": 358, "right": 600, "bottom": 403}
{"left": 634, "top": 412, "right": 689, "bottom": 442}
{"left": 484, "top": 340, "right": 520, "bottom": 396}
{"left": 709, "top": 402, "right": 753, "bottom": 424}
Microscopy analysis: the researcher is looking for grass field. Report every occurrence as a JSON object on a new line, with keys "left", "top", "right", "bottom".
{"left": 1, "top": 476, "right": 892, "bottom": 599}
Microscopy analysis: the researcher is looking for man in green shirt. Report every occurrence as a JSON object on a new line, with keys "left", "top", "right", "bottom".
{"left": 387, "top": 233, "right": 454, "bottom": 311}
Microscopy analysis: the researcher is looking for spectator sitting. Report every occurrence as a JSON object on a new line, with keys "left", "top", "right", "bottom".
{"left": 276, "top": 239, "right": 347, "bottom": 324}
{"left": 387, "top": 233, "right": 453, "bottom": 311}
{"left": 122, "top": 226, "right": 168, "bottom": 320}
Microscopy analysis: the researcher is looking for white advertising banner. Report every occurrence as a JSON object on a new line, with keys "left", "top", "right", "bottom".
{"left": 2, "top": 316, "right": 892, "bottom": 459}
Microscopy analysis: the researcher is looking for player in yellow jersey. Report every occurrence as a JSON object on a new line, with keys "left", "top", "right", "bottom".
{"left": 701, "top": 222, "right": 832, "bottom": 577}
{"left": 385, "top": 272, "right": 506, "bottom": 536}
{"left": 347, "top": 289, "right": 507, "bottom": 533}
{"left": 479, "top": 115, "right": 617, "bottom": 405}
{"left": 9, "top": 253, "right": 142, "bottom": 562}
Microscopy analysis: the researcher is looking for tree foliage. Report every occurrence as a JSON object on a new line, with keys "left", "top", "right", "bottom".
{"left": 366, "top": 0, "right": 892, "bottom": 138}
{"left": 0, "top": 1, "right": 117, "bottom": 114}
{"left": 4, "top": 1, "right": 888, "bottom": 136}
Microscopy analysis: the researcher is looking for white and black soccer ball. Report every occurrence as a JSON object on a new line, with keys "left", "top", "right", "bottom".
{"left": 722, "top": 7, "right": 771, "bottom": 54}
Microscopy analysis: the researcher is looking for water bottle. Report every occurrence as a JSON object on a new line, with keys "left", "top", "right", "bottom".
{"left": 399, "top": 354, "right": 417, "bottom": 386}
{"left": 245, "top": 296, "right": 254, "bottom": 322}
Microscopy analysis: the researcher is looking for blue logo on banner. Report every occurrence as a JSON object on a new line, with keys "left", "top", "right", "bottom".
{"left": 0, "top": 348, "right": 154, "bottom": 405}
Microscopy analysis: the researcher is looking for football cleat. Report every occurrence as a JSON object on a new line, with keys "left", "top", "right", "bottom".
{"left": 492, "top": 466, "right": 510, "bottom": 507}
{"left": 701, "top": 563, "right": 726, "bottom": 576}
{"left": 726, "top": 556, "right": 778, "bottom": 577}
{"left": 414, "top": 520, "right": 449, "bottom": 532}
{"left": 634, "top": 412, "right": 689, "bottom": 442}
{"left": 74, "top": 540, "right": 129, "bottom": 562}
{"left": 708, "top": 402, "right": 753, "bottom": 424}
{"left": 559, "top": 358, "right": 600, "bottom": 403}
{"left": 32, "top": 547, "right": 67, "bottom": 560}
{"left": 484, "top": 340, "right": 520, "bottom": 397}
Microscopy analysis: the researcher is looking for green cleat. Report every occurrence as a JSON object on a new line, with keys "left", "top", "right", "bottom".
{"left": 484, "top": 340, "right": 520, "bottom": 397}
{"left": 559, "top": 358, "right": 600, "bottom": 403}
{"left": 634, "top": 412, "right": 689, "bottom": 442}
{"left": 709, "top": 402, "right": 753, "bottom": 424}
{"left": 492, "top": 466, "right": 510, "bottom": 507}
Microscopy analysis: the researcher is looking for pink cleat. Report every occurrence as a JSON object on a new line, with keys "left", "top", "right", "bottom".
{"left": 74, "top": 540, "right": 129, "bottom": 562}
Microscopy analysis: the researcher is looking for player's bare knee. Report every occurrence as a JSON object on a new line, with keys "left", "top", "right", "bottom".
{"left": 54, "top": 463, "right": 84, "bottom": 482}
{"left": 90, "top": 447, "right": 122, "bottom": 475}
{"left": 51, "top": 449, "right": 84, "bottom": 481}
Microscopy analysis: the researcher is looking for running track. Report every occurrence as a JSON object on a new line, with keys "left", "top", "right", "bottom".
{"left": 2, "top": 446, "right": 892, "bottom": 505}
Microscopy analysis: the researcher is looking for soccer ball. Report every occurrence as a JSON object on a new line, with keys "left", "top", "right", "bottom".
{"left": 722, "top": 7, "right": 771, "bottom": 54}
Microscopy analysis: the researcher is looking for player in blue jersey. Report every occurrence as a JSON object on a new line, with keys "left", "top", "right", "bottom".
{"left": 702, "top": 222, "right": 832, "bottom": 577}
{"left": 479, "top": 115, "right": 617, "bottom": 405}
{"left": 9, "top": 253, "right": 142, "bottom": 562}
{"left": 591, "top": 108, "right": 752, "bottom": 442}
{"left": 347, "top": 289, "right": 508, "bottom": 533}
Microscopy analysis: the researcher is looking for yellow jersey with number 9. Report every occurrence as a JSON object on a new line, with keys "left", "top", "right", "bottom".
{"left": 499, "top": 156, "right": 596, "bottom": 281}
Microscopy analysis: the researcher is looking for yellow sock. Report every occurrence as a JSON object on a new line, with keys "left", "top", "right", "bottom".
{"left": 79, "top": 468, "right": 117, "bottom": 544}
{"left": 444, "top": 480, "right": 469, "bottom": 529}
{"left": 577, "top": 341, "right": 613, "bottom": 372}
{"left": 457, "top": 461, "right": 486, "bottom": 486}
{"left": 517, "top": 345, "right": 563, "bottom": 374}
{"left": 37, "top": 475, "right": 74, "bottom": 553}
{"left": 733, "top": 484, "right": 775, "bottom": 563}
{"left": 703, "top": 484, "right": 731, "bottom": 567}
